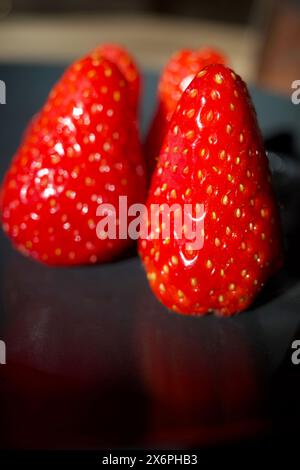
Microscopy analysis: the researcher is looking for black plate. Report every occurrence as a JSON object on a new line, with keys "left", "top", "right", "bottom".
{"left": 0, "top": 64, "right": 300, "bottom": 450}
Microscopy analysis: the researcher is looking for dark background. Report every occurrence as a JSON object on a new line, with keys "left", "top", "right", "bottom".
{"left": 9, "top": 0, "right": 254, "bottom": 24}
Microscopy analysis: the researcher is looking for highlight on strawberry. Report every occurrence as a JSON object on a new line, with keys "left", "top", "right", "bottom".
{"left": 145, "top": 47, "right": 227, "bottom": 175}
{"left": 0, "top": 46, "right": 146, "bottom": 266}
{"left": 139, "top": 64, "right": 283, "bottom": 317}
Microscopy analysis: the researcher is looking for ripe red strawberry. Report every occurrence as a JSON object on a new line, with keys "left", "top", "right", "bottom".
{"left": 1, "top": 51, "right": 146, "bottom": 265}
{"left": 22, "top": 43, "right": 141, "bottom": 143}
{"left": 139, "top": 64, "right": 283, "bottom": 316}
{"left": 92, "top": 43, "right": 141, "bottom": 115}
{"left": 145, "top": 47, "right": 227, "bottom": 174}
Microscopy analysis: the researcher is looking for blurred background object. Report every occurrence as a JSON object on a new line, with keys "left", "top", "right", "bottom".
{"left": 0, "top": 0, "right": 299, "bottom": 91}
{"left": 258, "top": 0, "right": 300, "bottom": 94}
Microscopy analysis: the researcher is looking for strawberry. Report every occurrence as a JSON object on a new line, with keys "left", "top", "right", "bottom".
{"left": 22, "top": 44, "right": 141, "bottom": 144}
{"left": 139, "top": 64, "right": 283, "bottom": 316}
{"left": 145, "top": 47, "right": 227, "bottom": 175}
{"left": 92, "top": 43, "right": 141, "bottom": 115}
{"left": 1, "top": 50, "right": 146, "bottom": 265}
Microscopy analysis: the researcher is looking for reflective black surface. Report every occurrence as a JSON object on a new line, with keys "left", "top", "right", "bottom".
{"left": 0, "top": 65, "right": 300, "bottom": 449}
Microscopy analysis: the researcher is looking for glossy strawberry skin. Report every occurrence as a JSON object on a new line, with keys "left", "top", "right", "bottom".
{"left": 145, "top": 48, "right": 227, "bottom": 175}
{"left": 92, "top": 43, "right": 141, "bottom": 115}
{"left": 139, "top": 64, "right": 283, "bottom": 316}
{"left": 1, "top": 53, "right": 146, "bottom": 266}
{"left": 23, "top": 43, "right": 141, "bottom": 142}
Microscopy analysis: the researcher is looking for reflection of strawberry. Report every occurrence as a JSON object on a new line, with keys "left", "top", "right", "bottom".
{"left": 139, "top": 64, "right": 283, "bottom": 316}
{"left": 92, "top": 43, "right": 141, "bottom": 115}
{"left": 145, "top": 48, "right": 227, "bottom": 174}
{"left": 136, "top": 304, "right": 262, "bottom": 446}
{"left": 0, "top": 254, "right": 145, "bottom": 449}
{"left": 1, "top": 51, "right": 146, "bottom": 265}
